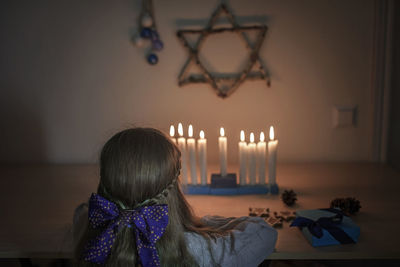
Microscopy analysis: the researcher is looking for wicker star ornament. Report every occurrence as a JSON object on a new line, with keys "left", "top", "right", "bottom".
{"left": 176, "top": 4, "right": 271, "bottom": 98}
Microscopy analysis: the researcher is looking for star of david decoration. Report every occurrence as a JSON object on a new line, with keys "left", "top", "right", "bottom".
{"left": 176, "top": 4, "right": 271, "bottom": 98}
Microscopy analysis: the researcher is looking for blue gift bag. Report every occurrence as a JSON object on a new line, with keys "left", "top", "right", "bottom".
{"left": 290, "top": 208, "right": 360, "bottom": 247}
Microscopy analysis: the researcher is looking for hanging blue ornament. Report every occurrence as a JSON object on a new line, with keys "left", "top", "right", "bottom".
{"left": 147, "top": 53, "right": 158, "bottom": 65}
{"left": 132, "top": 34, "right": 145, "bottom": 48}
{"left": 141, "top": 13, "right": 153, "bottom": 28}
{"left": 150, "top": 30, "right": 160, "bottom": 41}
{"left": 152, "top": 39, "right": 164, "bottom": 51}
{"left": 140, "top": 27, "right": 152, "bottom": 38}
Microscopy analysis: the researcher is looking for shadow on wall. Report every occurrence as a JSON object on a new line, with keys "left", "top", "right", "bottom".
{"left": 0, "top": 87, "right": 47, "bottom": 163}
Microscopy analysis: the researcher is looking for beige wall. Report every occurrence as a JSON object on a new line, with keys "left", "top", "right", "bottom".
{"left": 0, "top": 0, "right": 375, "bottom": 165}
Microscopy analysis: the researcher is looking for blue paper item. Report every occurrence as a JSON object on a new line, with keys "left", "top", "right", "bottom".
{"left": 292, "top": 209, "right": 360, "bottom": 247}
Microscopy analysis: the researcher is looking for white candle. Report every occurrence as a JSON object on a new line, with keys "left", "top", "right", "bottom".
{"left": 248, "top": 132, "right": 257, "bottom": 185}
{"left": 169, "top": 125, "right": 176, "bottom": 144}
{"left": 218, "top": 127, "right": 228, "bottom": 177}
{"left": 257, "top": 132, "right": 266, "bottom": 184}
{"left": 187, "top": 125, "right": 197, "bottom": 185}
{"left": 268, "top": 126, "right": 278, "bottom": 185}
{"left": 198, "top": 130, "right": 207, "bottom": 185}
{"left": 238, "top": 130, "right": 247, "bottom": 185}
{"left": 177, "top": 123, "right": 188, "bottom": 185}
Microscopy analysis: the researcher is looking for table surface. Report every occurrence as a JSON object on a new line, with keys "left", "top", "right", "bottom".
{"left": 0, "top": 163, "right": 399, "bottom": 260}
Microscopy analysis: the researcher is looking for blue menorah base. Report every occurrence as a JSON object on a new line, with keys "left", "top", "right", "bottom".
{"left": 182, "top": 173, "right": 278, "bottom": 195}
{"left": 210, "top": 173, "right": 237, "bottom": 188}
{"left": 185, "top": 185, "right": 211, "bottom": 194}
{"left": 269, "top": 183, "right": 279, "bottom": 195}
{"left": 184, "top": 184, "right": 271, "bottom": 195}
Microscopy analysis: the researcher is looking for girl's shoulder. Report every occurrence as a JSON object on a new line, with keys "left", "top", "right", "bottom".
{"left": 186, "top": 216, "right": 277, "bottom": 267}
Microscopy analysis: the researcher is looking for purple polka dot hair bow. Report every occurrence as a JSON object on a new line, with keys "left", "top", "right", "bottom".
{"left": 82, "top": 193, "right": 168, "bottom": 267}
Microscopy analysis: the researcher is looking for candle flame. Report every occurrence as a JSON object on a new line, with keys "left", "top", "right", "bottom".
{"left": 188, "top": 124, "right": 193, "bottom": 137}
{"left": 240, "top": 130, "right": 245, "bottom": 142}
{"left": 250, "top": 132, "right": 255, "bottom": 143}
{"left": 178, "top": 123, "right": 183, "bottom": 136}
{"left": 220, "top": 127, "right": 225, "bottom": 137}
{"left": 169, "top": 125, "right": 175, "bottom": 137}
{"left": 200, "top": 130, "right": 205, "bottom": 139}
{"left": 269, "top": 126, "right": 274, "bottom": 140}
{"left": 260, "top": 132, "right": 265, "bottom": 142}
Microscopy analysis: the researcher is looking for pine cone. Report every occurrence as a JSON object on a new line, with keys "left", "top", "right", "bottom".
{"left": 330, "top": 197, "right": 361, "bottom": 215}
{"left": 281, "top": 189, "right": 297, "bottom": 206}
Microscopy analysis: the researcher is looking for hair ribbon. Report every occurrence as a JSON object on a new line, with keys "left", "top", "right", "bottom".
{"left": 82, "top": 193, "right": 168, "bottom": 267}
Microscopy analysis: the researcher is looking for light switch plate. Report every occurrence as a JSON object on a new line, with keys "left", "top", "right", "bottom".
{"left": 332, "top": 105, "right": 357, "bottom": 128}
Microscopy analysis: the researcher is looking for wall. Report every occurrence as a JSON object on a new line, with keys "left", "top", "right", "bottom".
{"left": 388, "top": 0, "right": 400, "bottom": 169}
{"left": 0, "top": 0, "right": 375, "bottom": 165}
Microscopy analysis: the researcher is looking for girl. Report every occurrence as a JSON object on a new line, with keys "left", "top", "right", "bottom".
{"left": 74, "top": 128, "right": 277, "bottom": 267}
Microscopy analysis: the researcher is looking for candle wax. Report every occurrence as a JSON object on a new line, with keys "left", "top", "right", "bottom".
{"left": 248, "top": 142, "right": 257, "bottom": 185}
{"left": 218, "top": 136, "right": 228, "bottom": 177}
{"left": 268, "top": 140, "right": 278, "bottom": 185}
{"left": 198, "top": 138, "right": 207, "bottom": 185}
{"left": 187, "top": 138, "right": 197, "bottom": 185}
{"left": 238, "top": 141, "right": 247, "bottom": 185}
{"left": 177, "top": 137, "right": 188, "bottom": 185}
{"left": 257, "top": 141, "right": 266, "bottom": 184}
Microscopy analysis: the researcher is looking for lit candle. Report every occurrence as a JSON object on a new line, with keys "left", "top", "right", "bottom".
{"left": 257, "top": 132, "right": 266, "bottom": 184}
{"left": 197, "top": 130, "right": 207, "bottom": 185}
{"left": 187, "top": 125, "right": 197, "bottom": 185}
{"left": 248, "top": 132, "right": 257, "bottom": 185}
{"left": 268, "top": 126, "right": 278, "bottom": 185}
{"left": 177, "top": 123, "right": 188, "bottom": 185}
{"left": 218, "top": 127, "right": 228, "bottom": 177}
{"left": 169, "top": 125, "right": 176, "bottom": 144}
{"left": 238, "top": 130, "right": 247, "bottom": 185}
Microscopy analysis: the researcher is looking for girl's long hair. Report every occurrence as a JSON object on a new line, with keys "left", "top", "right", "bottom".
{"left": 75, "top": 128, "right": 235, "bottom": 267}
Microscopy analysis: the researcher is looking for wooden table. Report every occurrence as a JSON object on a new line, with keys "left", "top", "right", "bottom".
{"left": 0, "top": 163, "right": 399, "bottom": 260}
